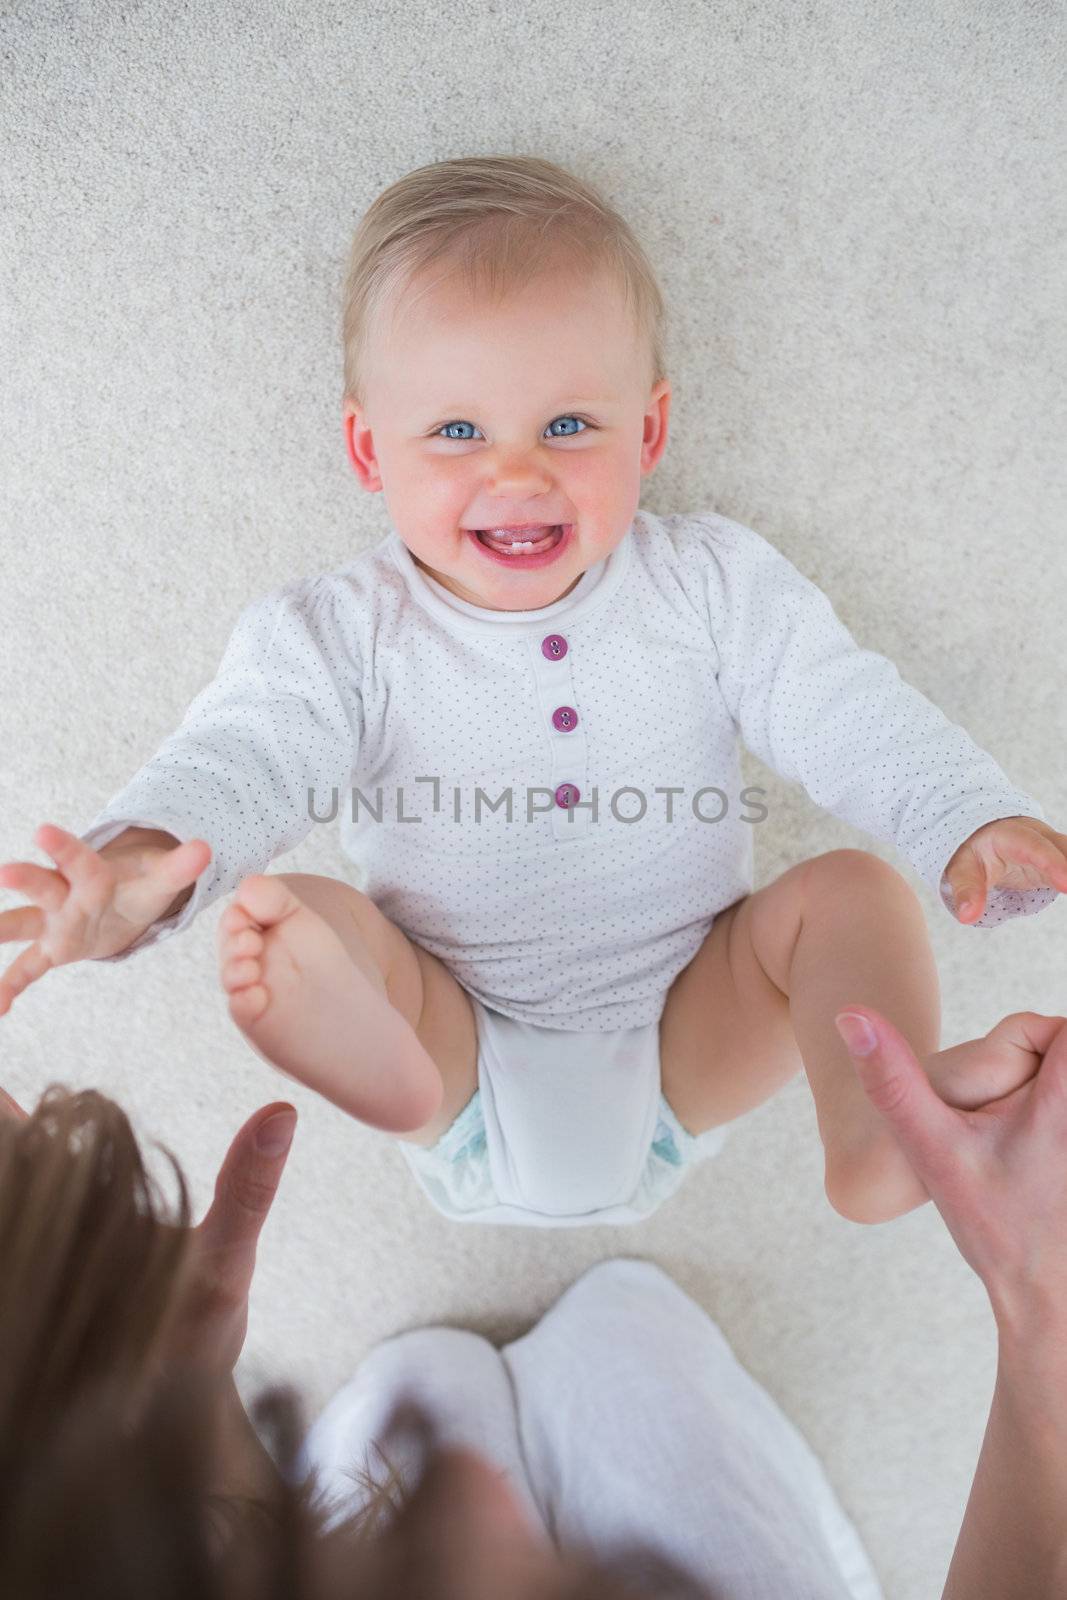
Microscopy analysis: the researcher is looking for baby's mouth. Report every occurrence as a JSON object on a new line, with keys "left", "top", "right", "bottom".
{"left": 475, "top": 527, "right": 563, "bottom": 554}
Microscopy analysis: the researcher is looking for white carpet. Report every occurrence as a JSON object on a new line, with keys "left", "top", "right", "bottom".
{"left": 2, "top": 4, "right": 1065, "bottom": 1596}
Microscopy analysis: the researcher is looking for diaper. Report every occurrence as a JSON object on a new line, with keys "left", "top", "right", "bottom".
{"left": 394, "top": 998, "right": 731, "bottom": 1228}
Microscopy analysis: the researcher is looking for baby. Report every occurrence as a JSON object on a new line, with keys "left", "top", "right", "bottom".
{"left": 3, "top": 155, "right": 1066, "bottom": 1229}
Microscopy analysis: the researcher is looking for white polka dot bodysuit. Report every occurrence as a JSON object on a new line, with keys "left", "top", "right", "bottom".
{"left": 79, "top": 510, "right": 1053, "bottom": 1030}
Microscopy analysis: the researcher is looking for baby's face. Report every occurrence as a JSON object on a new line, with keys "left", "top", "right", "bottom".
{"left": 344, "top": 258, "right": 670, "bottom": 610}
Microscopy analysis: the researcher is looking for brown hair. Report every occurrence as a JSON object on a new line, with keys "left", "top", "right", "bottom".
{"left": 341, "top": 154, "right": 669, "bottom": 408}
{"left": 0, "top": 1087, "right": 718, "bottom": 1598}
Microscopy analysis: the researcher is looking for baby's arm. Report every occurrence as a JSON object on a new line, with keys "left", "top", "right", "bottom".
{"left": 76, "top": 578, "right": 362, "bottom": 962}
{"left": 700, "top": 515, "right": 1050, "bottom": 922}
{"left": 1, "top": 580, "right": 361, "bottom": 1009}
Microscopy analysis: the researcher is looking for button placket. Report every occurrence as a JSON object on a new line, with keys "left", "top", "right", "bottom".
{"left": 529, "top": 632, "right": 590, "bottom": 840}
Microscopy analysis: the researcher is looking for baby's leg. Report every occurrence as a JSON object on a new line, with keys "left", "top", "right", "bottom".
{"left": 660, "top": 848, "right": 945, "bottom": 1223}
{"left": 218, "top": 873, "right": 477, "bottom": 1140}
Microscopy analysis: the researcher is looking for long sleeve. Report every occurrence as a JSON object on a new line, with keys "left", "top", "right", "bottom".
{"left": 699, "top": 517, "right": 1053, "bottom": 928}
{"left": 77, "top": 579, "right": 362, "bottom": 961}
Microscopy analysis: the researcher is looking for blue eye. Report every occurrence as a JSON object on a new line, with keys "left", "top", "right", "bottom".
{"left": 435, "top": 416, "right": 590, "bottom": 441}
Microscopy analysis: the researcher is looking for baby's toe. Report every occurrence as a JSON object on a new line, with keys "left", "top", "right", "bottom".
{"left": 227, "top": 983, "right": 270, "bottom": 1026}
{"left": 218, "top": 903, "right": 258, "bottom": 950}
{"left": 222, "top": 955, "right": 261, "bottom": 993}
{"left": 233, "top": 873, "right": 302, "bottom": 928}
{"left": 223, "top": 926, "right": 263, "bottom": 960}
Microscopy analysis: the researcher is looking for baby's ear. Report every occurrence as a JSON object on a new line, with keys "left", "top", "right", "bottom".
{"left": 342, "top": 404, "right": 383, "bottom": 489}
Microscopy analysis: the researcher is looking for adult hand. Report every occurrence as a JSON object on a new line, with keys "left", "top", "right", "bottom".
{"left": 0, "top": 1085, "right": 28, "bottom": 1120}
{"left": 163, "top": 1101, "right": 298, "bottom": 1374}
{"left": 835, "top": 1007, "right": 1067, "bottom": 1332}
{"left": 0, "top": 1085, "right": 296, "bottom": 1375}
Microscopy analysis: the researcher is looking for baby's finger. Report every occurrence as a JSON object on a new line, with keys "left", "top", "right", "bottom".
{"left": 0, "top": 943, "right": 55, "bottom": 1017}
{"left": 0, "top": 904, "right": 45, "bottom": 946}
{"left": 1009, "top": 839, "right": 1067, "bottom": 894}
{"left": 943, "top": 869, "right": 986, "bottom": 922}
{"left": 0, "top": 862, "right": 68, "bottom": 911}
{"left": 33, "top": 824, "right": 112, "bottom": 907}
{"left": 145, "top": 837, "right": 212, "bottom": 891}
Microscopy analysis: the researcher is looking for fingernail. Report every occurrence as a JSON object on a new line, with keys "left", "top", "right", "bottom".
{"left": 835, "top": 1012, "right": 878, "bottom": 1057}
{"left": 256, "top": 1109, "right": 296, "bottom": 1155}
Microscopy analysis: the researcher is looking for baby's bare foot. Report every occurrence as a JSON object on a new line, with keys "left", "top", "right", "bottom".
{"left": 217, "top": 875, "right": 441, "bottom": 1134}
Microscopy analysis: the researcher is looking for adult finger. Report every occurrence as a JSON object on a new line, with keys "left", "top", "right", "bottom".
{"left": 1022, "top": 1013, "right": 1067, "bottom": 1109}
{"left": 195, "top": 1102, "right": 297, "bottom": 1264}
{"left": 834, "top": 1007, "right": 964, "bottom": 1187}
{"left": 0, "top": 1085, "right": 29, "bottom": 1121}
{"left": 985, "top": 1010, "right": 1067, "bottom": 1061}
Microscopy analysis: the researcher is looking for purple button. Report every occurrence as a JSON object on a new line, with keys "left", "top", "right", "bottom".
{"left": 554, "top": 782, "right": 580, "bottom": 809}
{"left": 541, "top": 633, "right": 568, "bottom": 660}
{"left": 551, "top": 705, "right": 578, "bottom": 732}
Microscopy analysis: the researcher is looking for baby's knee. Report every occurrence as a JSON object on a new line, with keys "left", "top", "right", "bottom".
{"left": 802, "top": 848, "right": 915, "bottom": 908}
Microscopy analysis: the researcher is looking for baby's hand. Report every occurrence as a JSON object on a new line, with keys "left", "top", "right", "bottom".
{"left": 0, "top": 823, "right": 212, "bottom": 1015}
{"left": 942, "top": 815, "right": 1067, "bottom": 923}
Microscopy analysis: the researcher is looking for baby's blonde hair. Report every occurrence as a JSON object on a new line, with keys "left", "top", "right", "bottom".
{"left": 341, "top": 154, "right": 668, "bottom": 407}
